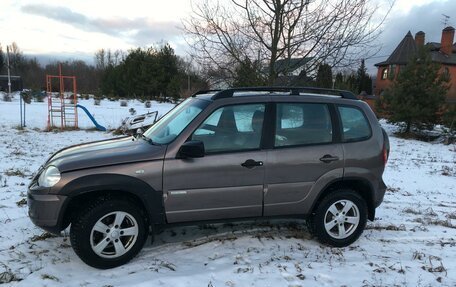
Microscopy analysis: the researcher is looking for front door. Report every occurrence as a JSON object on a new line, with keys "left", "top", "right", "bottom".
{"left": 163, "top": 103, "right": 267, "bottom": 223}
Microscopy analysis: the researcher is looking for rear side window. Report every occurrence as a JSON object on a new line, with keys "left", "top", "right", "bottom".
{"left": 275, "top": 103, "right": 332, "bottom": 147}
{"left": 338, "top": 106, "right": 371, "bottom": 142}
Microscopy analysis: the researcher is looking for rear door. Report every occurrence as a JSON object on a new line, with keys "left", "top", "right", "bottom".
{"left": 163, "top": 103, "right": 267, "bottom": 223}
{"left": 264, "top": 102, "right": 344, "bottom": 216}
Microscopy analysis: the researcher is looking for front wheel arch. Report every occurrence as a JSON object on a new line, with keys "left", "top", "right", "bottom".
{"left": 58, "top": 173, "right": 166, "bottom": 231}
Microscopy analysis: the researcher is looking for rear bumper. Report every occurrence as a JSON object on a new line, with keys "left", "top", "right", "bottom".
{"left": 374, "top": 179, "right": 387, "bottom": 208}
{"left": 28, "top": 186, "right": 67, "bottom": 234}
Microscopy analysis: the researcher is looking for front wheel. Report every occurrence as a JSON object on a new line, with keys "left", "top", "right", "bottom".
{"left": 310, "top": 190, "right": 367, "bottom": 247}
{"left": 70, "top": 199, "right": 148, "bottom": 269}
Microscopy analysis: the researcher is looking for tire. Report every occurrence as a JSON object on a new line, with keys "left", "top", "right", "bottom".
{"left": 310, "top": 190, "right": 367, "bottom": 247}
{"left": 70, "top": 198, "right": 148, "bottom": 269}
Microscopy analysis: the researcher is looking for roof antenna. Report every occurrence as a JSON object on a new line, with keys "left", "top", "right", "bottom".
{"left": 441, "top": 14, "right": 450, "bottom": 27}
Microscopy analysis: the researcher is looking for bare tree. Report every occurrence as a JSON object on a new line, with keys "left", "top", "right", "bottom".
{"left": 95, "top": 49, "right": 106, "bottom": 70}
{"left": 184, "top": 0, "right": 394, "bottom": 84}
{"left": 0, "top": 44, "right": 4, "bottom": 74}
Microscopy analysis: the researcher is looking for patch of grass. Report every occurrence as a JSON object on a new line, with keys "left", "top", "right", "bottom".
{"left": 0, "top": 270, "right": 21, "bottom": 283}
{"left": 394, "top": 131, "right": 441, "bottom": 142}
{"left": 10, "top": 148, "right": 25, "bottom": 156}
{"left": 446, "top": 212, "right": 456, "bottom": 220}
{"left": 16, "top": 198, "right": 27, "bottom": 207}
{"left": 41, "top": 274, "right": 59, "bottom": 281}
{"left": 403, "top": 207, "right": 421, "bottom": 215}
{"left": 13, "top": 125, "right": 26, "bottom": 131}
{"left": 4, "top": 168, "right": 29, "bottom": 177}
{"left": 30, "top": 232, "right": 57, "bottom": 242}
{"left": 413, "top": 251, "right": 425, "bottom": 261}
{"left": 366, "top": 224, "right": 406, "bottom": 231}
{"left": 422, "top": 256, "right": 447, "bottom": 275}
{"left": 428, "top": 219, "right": 455, "bottom": 229}
{"left": 386, "top": 186, "right": 401, "bottom": 193}
{"left": 112, "top": 128, "right": 125, "bottom": 136}
{"left": 159, "top": 261, "right": 176, "bottom": 271}
{"left": 440, "top": 165, "right": 454, "bottom": 176}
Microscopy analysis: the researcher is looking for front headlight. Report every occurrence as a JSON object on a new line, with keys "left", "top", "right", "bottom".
{"left": 38, "top": 166, "right": 61, "bottom": 187}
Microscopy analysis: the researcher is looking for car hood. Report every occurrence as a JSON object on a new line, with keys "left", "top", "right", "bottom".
{"left": 46, "top": 136, "right": 166, "bottom": 172}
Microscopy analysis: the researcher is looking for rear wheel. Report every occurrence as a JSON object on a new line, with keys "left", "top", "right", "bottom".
{"left": 310, "top": 190, "right": 367, "bottom": 247}
{"left": 70, "top": 198, "right": 148, "bottom": 269}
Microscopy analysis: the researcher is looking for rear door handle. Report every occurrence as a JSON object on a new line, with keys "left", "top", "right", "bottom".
{"left": 319, "top": 154, "right": 339, "bottom": 163}
{"left": 241, "top": 159, "right": 263, "bottom": 169}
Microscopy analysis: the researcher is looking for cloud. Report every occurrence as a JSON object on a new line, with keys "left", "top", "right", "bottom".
{"left": 20, "top": 4, "right": 182, "bottom": 46}
{"left": 366, "top": 0, "right": 456, "bottom": 73}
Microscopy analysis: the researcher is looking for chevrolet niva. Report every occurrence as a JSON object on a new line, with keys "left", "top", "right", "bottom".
{"left": 28, "top": 87, "right": 389, "bottom": 268}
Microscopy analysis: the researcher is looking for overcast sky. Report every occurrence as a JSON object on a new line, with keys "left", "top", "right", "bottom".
{"left": 1, "top": 0, "right": 454, "bottom": 74}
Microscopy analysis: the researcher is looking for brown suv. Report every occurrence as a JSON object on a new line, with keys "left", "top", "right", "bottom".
{"left": 28, "top": 87, "right": 389, "bottom": 269}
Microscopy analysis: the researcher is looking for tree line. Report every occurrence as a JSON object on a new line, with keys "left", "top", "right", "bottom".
{"left": 0, "top": 42, "right": 208, "bottom": 102}
{"left": 232, "top": 57, "right": 373, "bottom": 95}
{"left": 97, "top": 44, "right": 208, "bottom": 102}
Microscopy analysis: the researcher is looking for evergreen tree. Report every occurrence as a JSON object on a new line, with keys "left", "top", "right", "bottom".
{"left": 382, "top": 47, "right": 449, "bottom": 133}
{"left": 346, "top": 73, "right": 358, "bottom": 94}
{"left": 333, "top": 72, "right": 346, "bottom": 90}
{"left": 316, "top": 63, "right": 333, "bottom": 88}
{"left": 233, "top": 58, "right": 265, "bottom": 87}
{"left": 356, "top": 59, "right": 372, "bottom": 94}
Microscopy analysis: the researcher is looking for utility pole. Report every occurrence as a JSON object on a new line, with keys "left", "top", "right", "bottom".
{"left": 6, "top": 45, "right": 12, "bottom": 102}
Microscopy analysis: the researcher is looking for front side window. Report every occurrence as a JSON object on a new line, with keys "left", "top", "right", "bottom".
{"left": 144, "top": 98, "right": 209, "bottom": 144}
{"left": 191, "top": 104, "right": 265, "bottom": 153}
{"left": 275, "top": 103, "right": 332, "bottom": 147}
{"left": 338, "top": 106, "right": 371, "bottom": 142}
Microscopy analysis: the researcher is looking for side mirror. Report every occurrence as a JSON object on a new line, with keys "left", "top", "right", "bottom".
{"left": 178, "top": 140, "right": 205, "bottom": 158}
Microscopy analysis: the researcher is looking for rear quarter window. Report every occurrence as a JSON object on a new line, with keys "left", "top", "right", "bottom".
{"left": 338, "top": 106, "right": 371, "bottom": 142}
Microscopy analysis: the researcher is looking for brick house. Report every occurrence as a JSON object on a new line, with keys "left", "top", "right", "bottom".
{"left": 374, "top": 26, "right": 456, "bottom": 103}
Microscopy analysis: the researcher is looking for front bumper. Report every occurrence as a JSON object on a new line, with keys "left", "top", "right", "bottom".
{"left": 28, "top": 185, "right": 67, "bottom": 234}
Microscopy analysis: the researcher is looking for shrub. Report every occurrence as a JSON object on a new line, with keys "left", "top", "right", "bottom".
{"left": 2, "top": 93, "right": 12, "bottom": 102}
{"left": 145, "top": 101, "right": 152, "bottom": 108}
{"left": 129, "top": 108, "right": 136, "bottom": 115}
{"left": 120, "top": 100, "right": 128, "bottom": 107}
{"left": 33, "top": 91, "right": 46, "bottom": 102}
{"left": 94, "top": 98, "right": 101, "bottom": 106}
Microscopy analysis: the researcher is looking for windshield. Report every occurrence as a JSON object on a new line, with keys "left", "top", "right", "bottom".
{"left": 143, "top": 98, "right": 209, "bottom": 144}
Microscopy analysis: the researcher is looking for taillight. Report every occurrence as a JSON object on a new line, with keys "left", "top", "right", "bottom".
{"left": 382, "top": 145, "right": 388, "bottom": 165}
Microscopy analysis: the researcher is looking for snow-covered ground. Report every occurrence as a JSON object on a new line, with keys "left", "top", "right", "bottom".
{"left": 0, "top": 99, "right": 455, "bottom": 286}
{"left": 0, "top": 92, "right": 175, "bottom": 130}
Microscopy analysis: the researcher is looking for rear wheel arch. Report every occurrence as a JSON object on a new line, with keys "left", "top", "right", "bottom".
{"left": 311, "top": 178, "right": 375, "bottom": 221}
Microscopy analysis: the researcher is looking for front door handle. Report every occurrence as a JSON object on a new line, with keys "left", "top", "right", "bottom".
{"left": 319, "top": 154, "right": 339, "bottom": 163}
{"left": 241, "top": 159, "right": 263, "bottom": 169}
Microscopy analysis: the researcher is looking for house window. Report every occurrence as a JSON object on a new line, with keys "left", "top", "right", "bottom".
{"left": 443, "top": 67, "right": 450, "bottom": 80}
{"left": 389, "top": 64, "right": 396, "bottom": 80}
{"left": 381, "top": 68, "right": 388, "bottom": 80}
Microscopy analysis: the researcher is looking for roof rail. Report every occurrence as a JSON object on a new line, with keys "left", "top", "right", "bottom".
{"left": 209, "top": 86, "right": 358, "bottom": 100}
{"left": 191, "top": 89, "right": 222, "bottom": 97}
